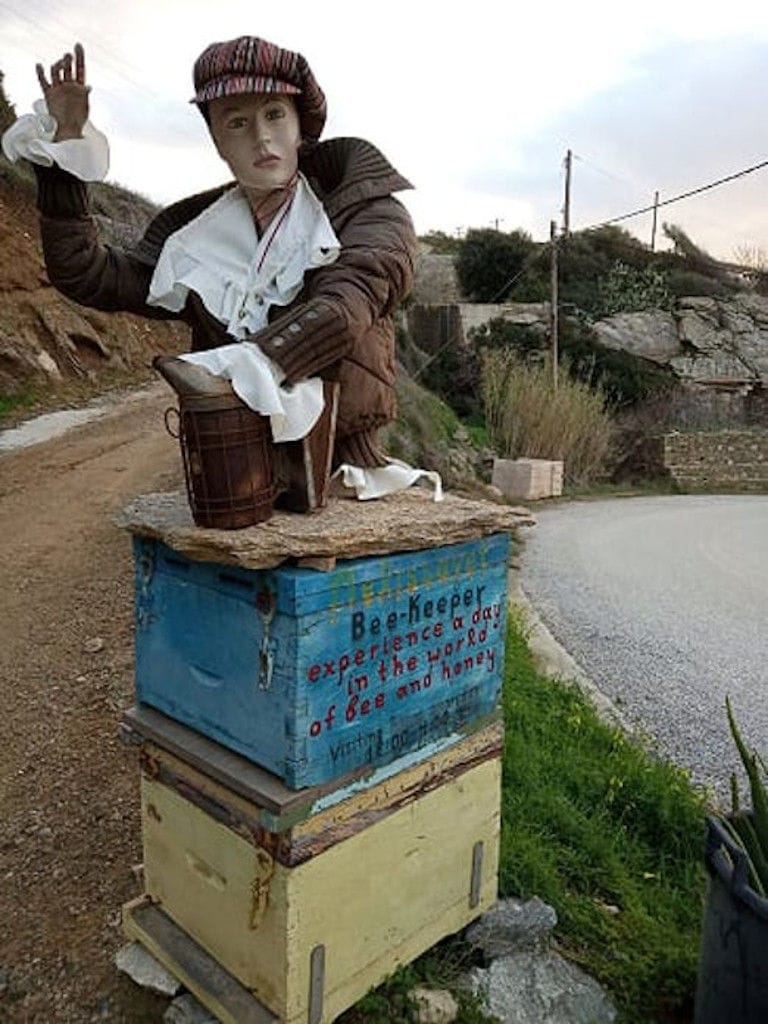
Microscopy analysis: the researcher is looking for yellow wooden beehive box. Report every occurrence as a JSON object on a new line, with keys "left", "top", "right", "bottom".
{"left": 122, "top": 708, "right": 501, "bottom": 1024}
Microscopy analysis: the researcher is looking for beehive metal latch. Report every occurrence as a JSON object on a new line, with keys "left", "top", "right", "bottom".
{"left": 470, "top": 840, "right": 484, "bottom": 908}
{"left": 308, "top": 944, "right": 325, "bottom": 1024}
{"left": 257, "top": 590, "right": 276, "bottom": 691}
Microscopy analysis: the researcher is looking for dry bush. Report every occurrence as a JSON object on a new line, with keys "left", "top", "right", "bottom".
{"left": 481, "top": 350, "right": 615, "bottom": 485}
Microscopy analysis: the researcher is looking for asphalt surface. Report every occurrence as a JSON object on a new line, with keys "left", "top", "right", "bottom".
{"left": 519, "top": 494, "right": 768, "bottom": 804}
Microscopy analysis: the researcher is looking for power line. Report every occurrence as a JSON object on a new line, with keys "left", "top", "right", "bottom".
{"left": 573, "top": 151, "right": 651, "bottom": 196}
{"left": 0, "top": 0, "right": 160, "bottom": 101}
{"left": 588, "top": 157, "right": 768, "bottom": 230}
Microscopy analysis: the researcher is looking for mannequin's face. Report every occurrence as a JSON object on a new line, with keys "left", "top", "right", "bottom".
{"left": 208, "top": 93, "right": 301, "bottom": 196}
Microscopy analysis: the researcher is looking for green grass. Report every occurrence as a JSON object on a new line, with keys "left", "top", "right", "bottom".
{"left": 0, "top": 390, "right": 36, "bottom": 420}
{"left": 499, "top": 611, "right": 706, "bottom": 1023}
{"left": 339, "top": 611, "right": 707, "bottom": 1024}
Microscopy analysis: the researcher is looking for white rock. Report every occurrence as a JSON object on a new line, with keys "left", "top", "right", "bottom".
{"left": 115, "top": 942, "right": 181, "bottom": 997}
{"left": 411, "top": 986, "right": 459, "bottom": 1024}
{"left": 164, "top": 993, "right": 220, "bottom": 1023}
{"left": 36, "top": 350, "right": 62, "bottom": 379}
{"left": 466, "top": 897, "right": 558, "bottom": 957}
{"left": 469, "top": 950, "right": 616, "bottom": 1024}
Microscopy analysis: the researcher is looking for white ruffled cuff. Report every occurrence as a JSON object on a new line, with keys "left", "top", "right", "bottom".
{"left": 1, "top": 99, "right": 109, "bottom": 182}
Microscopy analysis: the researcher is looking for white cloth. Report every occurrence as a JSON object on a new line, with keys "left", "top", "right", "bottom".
{"left": 179, "top": 342, "right": 323, "bottom": 444}
{"left": 1, "top": 99, "right": 109, "bottom": 181}
{"left": 334, "top": 460, "right": 444, "bottom": 501}
{"left": 147, "top": 175, "right": 340, "bottom": 337}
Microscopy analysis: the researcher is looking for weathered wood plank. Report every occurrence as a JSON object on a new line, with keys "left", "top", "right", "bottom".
{"left": 122, "top": 897, "right": 277, "bottom": 1024}
{"left": 139, "top": 757, "right": 501, "bottom": 1024}
{"left": 133, "top": 533, "right": 510, "bottom": 788}
{"left": 122, "top": 706, "right": 320, "bottom": 816}
{"left": 131, "top": 717, "right": 503, "bottom": 865}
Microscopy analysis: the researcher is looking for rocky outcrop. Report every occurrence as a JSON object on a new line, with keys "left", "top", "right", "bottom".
{"left": 0, "top": 172, "right": 187, "bottom": 403}
{"left": 594, "top": 294, "right": 768, "bottom": 388}
{"left": 407, "top": 296, "right": 768, "bottom": 399}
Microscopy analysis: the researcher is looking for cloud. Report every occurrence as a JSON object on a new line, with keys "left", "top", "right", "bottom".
{"left": 466, "top": 35, "right": 768, "bottom": 254}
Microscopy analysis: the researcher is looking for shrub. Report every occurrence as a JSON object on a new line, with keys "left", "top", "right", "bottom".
{"left": 0, "top": 70, "right": 16, "bottom": 134}
{"left": 662, "top": 268, "right": 731, "bottom": 299}
{"left": 591, "top": 261, "right": 673, "bottom": 319}
{"left": 560, "top": 318, "right": 677, "bottom": 408}
{"left": 418, "top": 230, "right": 461, "bottom": 255}
{"left": 455, "top": 228, "right": 537, "bottom": 302}
{"left": 470, "top": 315, "right": 676, "bottom": 409}
{"left": 481, "top": 349, "right": 615, "bottom": 485}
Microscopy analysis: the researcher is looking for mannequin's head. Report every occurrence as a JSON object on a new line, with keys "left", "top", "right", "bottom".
{"left": 207, "top": 91, "right": 301, "bottom": 196}
{"left": 191, "top": 36, "right": 326, "bottom": 146}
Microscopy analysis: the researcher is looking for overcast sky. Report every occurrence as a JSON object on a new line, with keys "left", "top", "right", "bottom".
{"left": 2, "top": 0, "right": 768, "bottom": 259}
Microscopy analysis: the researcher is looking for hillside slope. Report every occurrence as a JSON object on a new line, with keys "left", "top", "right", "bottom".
{"left": 0, "top": 159, "right": 188, "bottom": 414}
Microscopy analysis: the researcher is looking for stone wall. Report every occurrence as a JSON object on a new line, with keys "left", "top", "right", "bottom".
{"left": 406, "top": 302, "right": 550, "bottom": 355}
{"left": 661, "top": 430, "right": 768, "bottom": 492}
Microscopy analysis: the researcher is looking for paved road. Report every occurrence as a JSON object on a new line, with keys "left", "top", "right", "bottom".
{"left": 520, "top": 495, "right": 768, "bottom": 803}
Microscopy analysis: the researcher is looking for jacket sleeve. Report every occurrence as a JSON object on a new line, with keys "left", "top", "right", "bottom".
{"left": 251, "top": 195, "right": 416, "bottom": 383}
{"left": 34, "top": 163, "right": 178, "bottom": 319}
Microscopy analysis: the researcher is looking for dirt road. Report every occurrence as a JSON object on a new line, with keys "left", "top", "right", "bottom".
{"left": 0, "top": 385, "right": 187, "bottom": 1023}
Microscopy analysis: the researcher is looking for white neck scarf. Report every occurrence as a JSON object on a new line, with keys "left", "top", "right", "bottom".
{"left": 147, "top": 173, "right": 340, "bottom": 337}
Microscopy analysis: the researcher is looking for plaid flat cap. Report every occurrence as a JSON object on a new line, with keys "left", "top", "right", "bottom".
{"left": 191, "top": 36, "right": 327, "bottom": 142}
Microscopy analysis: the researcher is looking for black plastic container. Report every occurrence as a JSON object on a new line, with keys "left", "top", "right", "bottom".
{"left": 694, "top": 815, "right": 768, "bottom": 1024}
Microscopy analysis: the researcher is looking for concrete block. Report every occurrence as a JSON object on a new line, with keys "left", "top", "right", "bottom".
{"left": 491, "top": 459, "right": 563, "bottom": 500}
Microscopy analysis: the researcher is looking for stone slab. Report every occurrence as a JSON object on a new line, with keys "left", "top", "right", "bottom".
{"left": 117, "top": 489, "right": 533, "bottom": 571}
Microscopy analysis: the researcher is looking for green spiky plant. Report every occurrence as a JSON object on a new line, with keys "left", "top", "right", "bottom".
{"left": 717, "top": 697, "right": 768, "bottom": 896}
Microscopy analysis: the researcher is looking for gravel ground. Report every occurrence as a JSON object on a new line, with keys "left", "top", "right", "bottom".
{"left": 519, "top": 494, "right": 768, "bottom": 804}
{"left": 0, "top": 385, "right": 184, "bottom": 1022}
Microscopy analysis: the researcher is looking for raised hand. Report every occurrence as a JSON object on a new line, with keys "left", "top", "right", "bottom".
{"left": 36, "top": 43, "right": 90, "bottom": 141}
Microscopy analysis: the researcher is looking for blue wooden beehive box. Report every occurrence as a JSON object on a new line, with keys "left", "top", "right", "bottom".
{"left": 133, "top": 531, "right": 510, "bottom": 789}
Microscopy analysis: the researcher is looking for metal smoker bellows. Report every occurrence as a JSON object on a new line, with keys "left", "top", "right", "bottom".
{"left": 154, "top": 356, "right": 338, "bottom": 530}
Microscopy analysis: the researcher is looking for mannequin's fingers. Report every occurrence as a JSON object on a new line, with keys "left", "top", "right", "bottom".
{"left": 50, "top": 59, "right": 64, "bottom": 85}
{"left": 74, "top": 42, "right": 85, "bottom": 85}
{"left": 62, "top": 52, "right": 73, "bottom": 81}
{"left": 35, "top": 62, "right": 50, "bottom": 94}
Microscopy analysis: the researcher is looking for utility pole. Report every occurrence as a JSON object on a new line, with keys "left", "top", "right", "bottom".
{"left": 650, "top": 191, "right": 660, "bottom": 251}
{"left": 550, "top": 220, "right": 559, "bottom": 390}
{"left": 563, "top": 149, "right": 572, "bottom": 238}
{"left": 492, "top": 217, "right": 504, "bottom": 231}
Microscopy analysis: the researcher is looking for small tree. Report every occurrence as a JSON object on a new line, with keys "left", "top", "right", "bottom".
{"left": 455, "top": 228, "right": 536, "bottom": 302}
{"left": 0, "top": 70, "right": 17, "bottom": 134}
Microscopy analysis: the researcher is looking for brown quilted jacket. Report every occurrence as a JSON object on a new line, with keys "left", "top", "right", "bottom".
{"left": 33, "top": 137, "right": 417, "bottom": 467}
